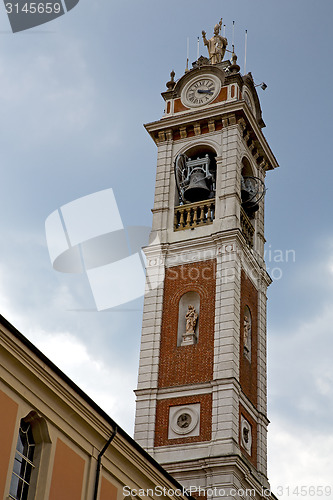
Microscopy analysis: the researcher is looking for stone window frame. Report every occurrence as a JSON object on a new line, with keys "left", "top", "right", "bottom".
{"left": 8, "top": 411, "right": 51, "bottom": 500}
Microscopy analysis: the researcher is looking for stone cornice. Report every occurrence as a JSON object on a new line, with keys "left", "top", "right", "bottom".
{"left": 156, "top": 381, "right": 213, "bottom": 399}
{"left": 145, "top": 101, "right": 240, "bottom": 131}
{"left": 144, "top": 229, "right": 269, "bottom": 285}
{"left": 144, "top": 101, "right": 278, "bottom": 171}
{"left": 164, "top": 454, "right": 271, "bottom": 495}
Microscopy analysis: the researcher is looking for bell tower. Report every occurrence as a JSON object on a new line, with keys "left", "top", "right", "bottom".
{"left": 134, "top": 20, "right": 278, "bottom": 499}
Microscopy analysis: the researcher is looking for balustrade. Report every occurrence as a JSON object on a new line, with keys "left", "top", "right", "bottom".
{"left": 174, "top": 200, "right": 215, "bottom": 231}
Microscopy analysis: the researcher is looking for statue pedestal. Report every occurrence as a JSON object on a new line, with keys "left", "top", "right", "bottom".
{"left": 181, "top": 333, "right": 196, "bottom": 346}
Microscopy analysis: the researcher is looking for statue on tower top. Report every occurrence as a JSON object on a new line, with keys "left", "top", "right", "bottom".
{"left": 202, "top": 19, "right": 228, "bottom": 65}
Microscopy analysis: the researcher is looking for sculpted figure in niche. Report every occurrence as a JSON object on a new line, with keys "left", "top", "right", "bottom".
{"left": 202, "top": 19, "right": 228, "bottom": 65}
{"left": 243, "top": 312, "right": 251, "bottom": 353}
{"left": 243, "top": 426, "right": 249, "bottom": 444}
{"left": 185, "top": 305, "right": 198, "bottom": 334}
{"left": 240, "top": 416, "right": 252, "bottom": 454}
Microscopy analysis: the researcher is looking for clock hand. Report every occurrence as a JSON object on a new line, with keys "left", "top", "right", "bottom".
{"left": 197, "top": 89, "right": 213, "bottom": 94}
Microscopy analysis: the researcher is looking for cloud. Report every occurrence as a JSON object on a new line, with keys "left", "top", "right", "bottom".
{"left": 0, "top": 257, "right": 138, "bottom": 433}
{"left": 268, "top": 419, "right": 333, "bottom": 496}
{"left": 0, "top": 39, "right": 96, "bottom": 145}
{"left": 268, "top": 300, "right": 333, "bottom": 496}
{"left": 269, "top": 303, "right": 333, "bottom": 426}
{"left": 27, "top": 328, "right": 136, "bottom": 433}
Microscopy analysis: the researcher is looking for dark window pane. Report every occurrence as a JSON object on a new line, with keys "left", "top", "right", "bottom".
{"left": 22, "top": 480, "right": 30, "bottom": 500}
{"left": 16, "top": 477, "right": 24, "bottom": 499}
{"left": 27, "top": 443, "right": 35, "bottom": 462}
{"left": 9, "top": 473, "right": 19, "bottom": 496}
{"left": 25, "top": 463, "right": 33, "bottom": 483}
{"left": 16, "top": 432, "right": 25, "bottom": 455}
{"left": 9, "top": 420, "right": 36, "bottom": 500}
{"left": 13, "top": 454, "right": 23, "bottom": 475}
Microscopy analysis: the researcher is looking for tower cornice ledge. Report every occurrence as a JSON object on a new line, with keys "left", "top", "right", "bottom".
{"left": 144, "top": 102, "right": 278, "bottom": 171}
{"left": 212, "top": 229, "right": 270, "bottom": 279}
{"left": 134, "top": 388, "right": 158, "bottom": 397}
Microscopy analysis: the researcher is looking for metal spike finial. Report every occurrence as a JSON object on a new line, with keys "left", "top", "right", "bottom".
{"left": 185, "top": 37, "right": 189, "bottom": 73}
{"left": 244, "top": 29, "right": 248, "bottom": 74}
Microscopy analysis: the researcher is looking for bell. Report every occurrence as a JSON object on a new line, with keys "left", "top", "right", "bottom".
{"left": 241, "top": 177, "right": 259, "bottom": 214}
{"left": 184, "top": 171, "right": 210, "bottom": 203}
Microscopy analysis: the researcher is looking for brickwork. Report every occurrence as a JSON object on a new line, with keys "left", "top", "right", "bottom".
{"left": 158, "top": 260, "right": 216, "bottom": 388}
{"left": 239, "top": 270, "right": 258, "bottom": 407}
{"left": 212, "top": 86, "right": 228, "bottom": 104}
{"left": 155, "top": 393, "right": 212, "bottom": 447}
{"left": 174, "top": 99, "right": 188, "bottom": 113}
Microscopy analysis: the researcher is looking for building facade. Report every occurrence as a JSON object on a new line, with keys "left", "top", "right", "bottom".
{"left": 134, "top": 23, "right": 278, "bottom": 500}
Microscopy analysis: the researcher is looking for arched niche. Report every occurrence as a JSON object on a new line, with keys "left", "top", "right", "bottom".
{"left": 243, "top": 305, "right": 252, "bottom": 361}
{"left": 241, "top": 156, "right": 254, "bottom": 178}
{"left": 177, "top": 291, "right": 200, "bottom": 346}
{"left": 174, "top": 145, "right": 217, "bottom": 206}
{"left": 241, "top": 157, "right": 260, "bottom": 220}
{"left": 184, "top": 144, "right": 217, "bottom": 159}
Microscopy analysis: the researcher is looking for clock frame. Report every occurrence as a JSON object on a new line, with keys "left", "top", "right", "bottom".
{"left": 181, "top": 74, "right": 221, "bottom": 108}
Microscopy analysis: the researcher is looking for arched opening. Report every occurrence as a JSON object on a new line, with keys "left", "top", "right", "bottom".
{"left": 241, "top": 156, "right": 254, "bottom": 178}
{"left": 240, "top": 157, "right": 265, "bottom": 220}
{"left": 175, "top": 145, "right": 217, "bottom": 206}
{"left": 174, "top": 145, "right": 217, "bottom": 231}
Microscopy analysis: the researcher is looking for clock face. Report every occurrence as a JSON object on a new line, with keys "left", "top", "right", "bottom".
{"left": 243, "top": 88, "right": 254, "bottom": 112}
{"left": 181, "top": 75, "right": 221, "bottom": 108}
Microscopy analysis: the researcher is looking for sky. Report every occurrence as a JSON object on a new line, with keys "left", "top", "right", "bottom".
{"left": 0, "top": 0, "right": 332, "bottom": 498}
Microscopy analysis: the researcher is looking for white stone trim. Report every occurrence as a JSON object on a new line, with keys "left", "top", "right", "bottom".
{"left": 168, "top": 404, "right": 200, "bottom": 439}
